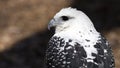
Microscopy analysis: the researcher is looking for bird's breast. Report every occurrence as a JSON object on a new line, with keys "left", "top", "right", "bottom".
{"left": 46, "top": 36, "right": 93, "bottom": 68}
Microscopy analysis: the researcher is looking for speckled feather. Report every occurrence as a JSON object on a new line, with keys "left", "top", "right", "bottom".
{"left": 46, "top": 36, "right": 114, "bottom": 68}
{"left": 46, "top": 7, "right": 115, "bottom": 68}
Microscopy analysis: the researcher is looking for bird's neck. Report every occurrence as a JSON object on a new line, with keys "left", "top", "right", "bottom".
{"left": 54, "top": 25, "right": 100, "bottom": 41}
{"left": 55, "top": 24, "right": 98, "bottom": 33}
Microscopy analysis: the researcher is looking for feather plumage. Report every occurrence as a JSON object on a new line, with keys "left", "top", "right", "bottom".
{"left": 46, "top": 7, "right": 115, "bottom": 68}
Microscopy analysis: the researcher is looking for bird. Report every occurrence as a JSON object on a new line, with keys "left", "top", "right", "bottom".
{"left": 46, "top": 7, "right": 115, "bottom": 68}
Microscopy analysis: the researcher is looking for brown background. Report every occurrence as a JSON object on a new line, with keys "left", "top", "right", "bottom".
{"left": 0, "top": 0, "right": 120, "bottom": 68}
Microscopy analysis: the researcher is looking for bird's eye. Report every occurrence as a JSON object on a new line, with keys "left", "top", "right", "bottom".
{"left": 61, "top": 16, "right": 69, "bottom": 21}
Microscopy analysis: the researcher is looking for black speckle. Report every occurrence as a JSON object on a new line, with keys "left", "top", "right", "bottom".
{"left": 74, "top": 43, "right": 87, "bottom": 58}
{"left": 94, "top": 44, "right": 100, "bottom": 48}
{"left": 85, "top": 45, "right": 90, "bottom": 47}
{"left": 85, "top": 39, "right": 90, "bottom": 42}
{"left": 53, "top": 36, "right": 57, "bottom": 39}
{"left": 92, "top": 53, "right": 96, "bottom": 56}
{"left": 90, "top": 30, "right": 92, "bottom": 32}
{"left": 75, "top": 42, "right": 80, "bottom": 46}
{"left": 65, "top": 42, "right": 71, "bottom": 48}
{"left": 69, "top": 39, "right": 72, "bottom": 42}
{"left": 87, "top": 62, "right": 98, "bottom": 68}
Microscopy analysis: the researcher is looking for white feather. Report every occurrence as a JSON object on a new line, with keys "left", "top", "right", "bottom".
{"left": 50, "top": 7, "right": 101, "bottom": 62}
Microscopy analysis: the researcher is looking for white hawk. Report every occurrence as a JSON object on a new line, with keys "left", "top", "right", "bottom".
{"left": 46, "top": 7, "right": 115, "bottom": 68}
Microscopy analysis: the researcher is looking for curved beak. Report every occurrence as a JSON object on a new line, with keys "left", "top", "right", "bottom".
{"left": 48, "top": 19, "right": 55, "bottom": 30}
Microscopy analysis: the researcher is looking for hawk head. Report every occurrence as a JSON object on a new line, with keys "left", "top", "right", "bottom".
{"left": 48, "top": 7, "right": 96, "bottom": 33}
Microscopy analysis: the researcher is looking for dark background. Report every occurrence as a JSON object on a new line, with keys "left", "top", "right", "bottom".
{"left": 0, "top": 0, "right": 120, "bottom": 68}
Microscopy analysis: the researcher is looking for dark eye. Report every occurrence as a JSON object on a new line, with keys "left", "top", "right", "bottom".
{"left": 61, "top": 16, "right": 69, "bottom": 21}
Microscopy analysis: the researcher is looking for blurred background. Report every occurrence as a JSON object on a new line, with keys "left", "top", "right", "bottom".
{"left": 0, "top": 0, "right": 119, "bottom": 68}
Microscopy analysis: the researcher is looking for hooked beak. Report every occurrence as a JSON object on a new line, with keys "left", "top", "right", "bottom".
{"left": 48, "top": 19, "right": 55, "bottom": 30}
